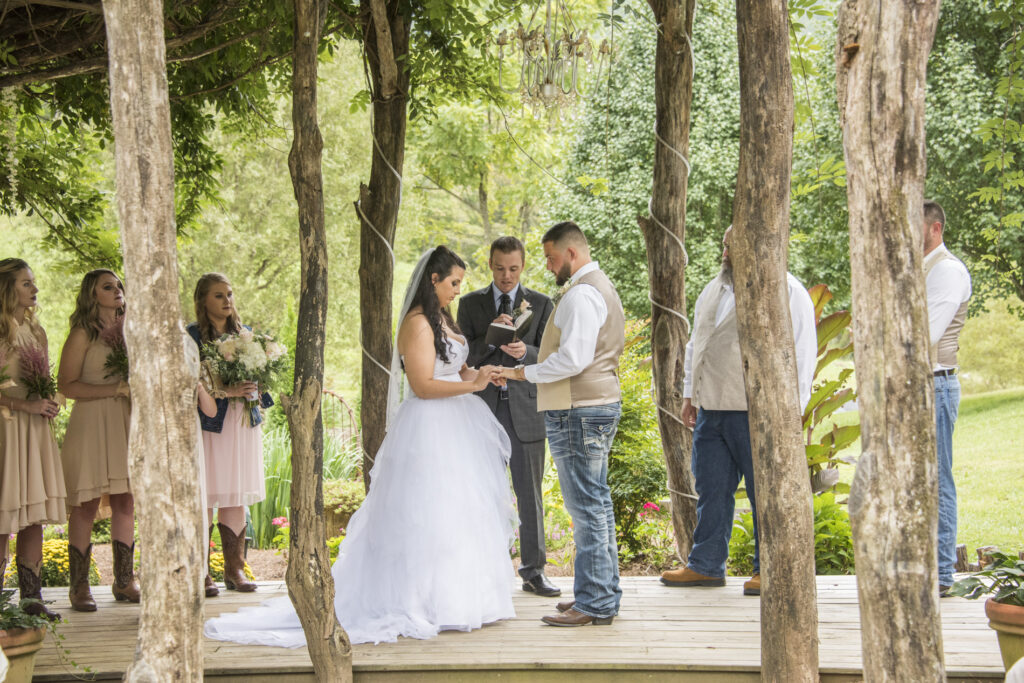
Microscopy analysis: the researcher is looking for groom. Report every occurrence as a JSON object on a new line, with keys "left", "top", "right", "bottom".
{"left": 504, "top": 221, "right": 625, "bottom": 627}
{"left": 458, "top": 236, "right": 560, "bottom": 597}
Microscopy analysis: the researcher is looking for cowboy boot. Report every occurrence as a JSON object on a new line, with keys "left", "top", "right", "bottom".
{"left": 68, "top": 543, "right": 97, "bottom": 612}
{"left": 111, "top": 540, "right": 141, "bottom": 602}
{"left": 16, "top": 558, "right": 60, "bottom": 621}
{"left": 205, "top": 524, "right": 219, "bottom": 597}
{"left": 217, "top": 523, "right": 256, "bottom": 592}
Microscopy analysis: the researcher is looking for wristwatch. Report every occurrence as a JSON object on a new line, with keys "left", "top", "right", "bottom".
{"left": 514, "top": 364, "right": 526, "bottom": 381}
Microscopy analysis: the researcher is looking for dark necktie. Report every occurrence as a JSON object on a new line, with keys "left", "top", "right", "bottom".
{"left": 499, "top": 293, "right": 512, "bottom": 317}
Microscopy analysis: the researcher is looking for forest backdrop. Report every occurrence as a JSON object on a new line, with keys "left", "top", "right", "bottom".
{"left": 1, "top": 0, "right": 1022, "bottom": 399}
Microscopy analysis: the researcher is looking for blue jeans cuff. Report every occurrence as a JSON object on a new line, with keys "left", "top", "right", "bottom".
{"left": 571, "top": 604, "right": 615, "bottom": 619}
{"left": 685, "top": 561, "right": 725, "bottom": 580}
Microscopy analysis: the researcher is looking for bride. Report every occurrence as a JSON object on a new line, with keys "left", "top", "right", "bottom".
{"left": 204, "top": 246, "right": 518, "bottom": 647}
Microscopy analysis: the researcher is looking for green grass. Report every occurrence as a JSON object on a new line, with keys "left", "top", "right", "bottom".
{"left": 823, "top": 387, "right": 1024, "bottom": 555}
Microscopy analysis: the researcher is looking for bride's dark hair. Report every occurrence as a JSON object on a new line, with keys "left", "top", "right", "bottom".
{"left": 410, "top": 245, "right": 466, "bottom": 363}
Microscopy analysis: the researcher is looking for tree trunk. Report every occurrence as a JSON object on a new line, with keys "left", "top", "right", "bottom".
{"left": 731, "top": 1, "right": 819, "bottom": 680}
{"left": 836, "top": 1, "right": 946, "bottom": 679}
{"left": 283, "top": 0, "right": 352, "bottom": 678}
{"left": 478, "top": 176, "right": 492, "bottom": 242}
{"left": 356, "top": 0, "right": 411, "bottom": 485}
{"left": 103, "top": 1, "right": 205, "bottom": 679}
{"left": 638, "top": 0, "right": 698, "bottom": 563}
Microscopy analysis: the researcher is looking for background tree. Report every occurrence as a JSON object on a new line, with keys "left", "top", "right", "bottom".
{"left": 102, "top": 0, "right": 205, "bottom": 677}
{"left": 636, "top": 0, "right": 698, "bottom": 561}
{"left": 836, "top": 0, "right": 946, "bottom": 679}
{"left": 731, "top": 0, "right": 818, "bottom": 678}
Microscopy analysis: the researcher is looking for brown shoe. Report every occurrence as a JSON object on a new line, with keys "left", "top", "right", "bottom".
{"left": 205, "top": 573, "right": 220, "bottom": 598}
{"left": 17, "top": 559, "right": 60, "bottom": 621}
{"left": 541, "top": 608, "right": 614, "bottom": 627}
{"left": 111, "top": 540, "right": 141, "bottom": 602}
{"left": 68, "top": 544, "right": 97, "bottom": 612}
{"left": 743, "top": 574, "right": 761, "bottom": 596}
{"left": 218, "top": 523, "right": 256, "bottom": 592}
{"left": 660, "top": 566, "right": 726, "bottom": 587}
{"left": 556, "top": 599, "right": 575, "bottom": 613}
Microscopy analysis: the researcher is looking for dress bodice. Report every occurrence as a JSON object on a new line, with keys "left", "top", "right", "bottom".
{"left": 434, "top": 338, "right": 468, "bottom": 381}
{"left": 78, "top": 339, "right": 119, "bottom": 386}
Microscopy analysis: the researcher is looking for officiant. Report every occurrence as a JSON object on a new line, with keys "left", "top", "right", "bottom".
{"left": 457, "top": 236, "right": 559, "bottom": 598}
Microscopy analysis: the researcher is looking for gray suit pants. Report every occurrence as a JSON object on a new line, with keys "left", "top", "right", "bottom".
{"left": 495, "top": 397, "right": 547, "bottom": 580}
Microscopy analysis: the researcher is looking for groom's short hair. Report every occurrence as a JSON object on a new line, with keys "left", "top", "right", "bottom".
{"left": 543, "top": 221, "right": 589, "bottom": 251}
{"left": 490, "top": 236, "right": 525, "bottom": 261}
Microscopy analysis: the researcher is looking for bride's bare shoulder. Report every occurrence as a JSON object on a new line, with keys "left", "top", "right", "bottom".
{"left": 397, "top": 309, "right": 432, "bottom": 350}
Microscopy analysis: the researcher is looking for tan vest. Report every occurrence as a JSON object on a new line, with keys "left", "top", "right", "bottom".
{"left": 924, "top": 248, "right": 969, "bottom": 368}
{"left": 536, "top": 268, "right": 625, "bottom": 411}
{"left": 690, "top": 275, "right": 747, "bottom": 411}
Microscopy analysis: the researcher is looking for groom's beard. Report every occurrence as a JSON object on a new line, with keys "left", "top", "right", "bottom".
{"left": 554, "top": 262, "right": 572, "bottom": 287}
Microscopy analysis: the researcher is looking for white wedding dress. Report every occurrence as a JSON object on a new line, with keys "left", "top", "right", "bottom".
{"left": 204, "top": 338, "right": 518, "bottom": 647}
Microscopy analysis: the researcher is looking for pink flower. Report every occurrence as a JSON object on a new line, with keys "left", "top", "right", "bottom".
{"left": 223, "top": 352, "right": 235, "bottom": 362}
{"left": 272, "top": 516, "right": 289, "bottom": 527}
{"left": 642, "top": 502, "right": 661, "bottom": 512}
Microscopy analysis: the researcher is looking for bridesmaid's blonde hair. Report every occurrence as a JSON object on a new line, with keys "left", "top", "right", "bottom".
{"left": 193, "top": 273, "right": 242, "bottom": 342}
{"left": 69, "top": 269, "right": 125, "bottom": 341}
{"left": 0, "top": 258, "right": 34, "bottom": 346}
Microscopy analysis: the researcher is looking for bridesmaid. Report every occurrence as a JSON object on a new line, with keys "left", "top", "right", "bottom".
{"left": 186, "top": 273, "right": 271, "bottom": 596}
{"left": 57, "top": 269, "right": 135, "bottom": 611}
{"left": 0, "top": 258, "right": 66, "bottom": 620}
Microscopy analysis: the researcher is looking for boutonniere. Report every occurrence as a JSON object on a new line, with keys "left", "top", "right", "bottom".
{"left": 552, "top": 282, "right": 573, "bottom": 305}
{"left": 513, "top": 299, "right": 532, "bottom": 320}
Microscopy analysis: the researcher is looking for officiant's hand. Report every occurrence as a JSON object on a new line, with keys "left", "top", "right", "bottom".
{"left": 492, "top": 313, "right": 514, "bottom": 327}
{"left": 500, "top": 340, "right": 526, "bottom": 360}
{"left": 225, "top": 381, "right": 259, "bottom": 398}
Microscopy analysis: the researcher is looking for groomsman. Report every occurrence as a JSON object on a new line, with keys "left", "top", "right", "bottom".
{"left": 660, "top": 226, "right": 817, "bottom": 596}
{"left": 458, "top": 236, "right": 560, "bottom": 598}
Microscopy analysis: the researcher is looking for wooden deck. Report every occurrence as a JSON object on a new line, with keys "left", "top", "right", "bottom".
{"left": 33, "top": 575, "right": 1003, "bottom": 681}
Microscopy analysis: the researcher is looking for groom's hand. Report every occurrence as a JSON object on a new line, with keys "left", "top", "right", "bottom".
{"left": 681, "top": 398, "right": 697, "bottom": 430}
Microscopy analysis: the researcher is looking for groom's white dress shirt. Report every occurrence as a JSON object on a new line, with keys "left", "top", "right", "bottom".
{"left": 524, "top": 261, "right": 607, "bottom": 384}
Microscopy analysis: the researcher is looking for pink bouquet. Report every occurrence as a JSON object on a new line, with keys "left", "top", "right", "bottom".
{"left": 100, "top": 316, "right": 129, "bottom": 381}
{"left": 18, "top": 343, "right": 57, "bottom": 400}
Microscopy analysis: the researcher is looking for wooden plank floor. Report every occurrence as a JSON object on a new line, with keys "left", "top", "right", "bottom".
{"left": 33, "top": 575, "right": 1004, "bottom": 681}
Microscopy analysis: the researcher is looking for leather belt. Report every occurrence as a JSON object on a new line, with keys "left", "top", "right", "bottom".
{"left": 933, "top": 368, "right": 957, "bottom": 377}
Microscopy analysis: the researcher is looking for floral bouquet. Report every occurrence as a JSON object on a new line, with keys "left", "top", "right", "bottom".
{"left": 201, "top": 329, "right": 288, "bottom": 426}
{"left": 19, "top": 343, "right": 57, "bottom": 401}
{"left": 100, "top": 316, "right": 129, "bottom": 382}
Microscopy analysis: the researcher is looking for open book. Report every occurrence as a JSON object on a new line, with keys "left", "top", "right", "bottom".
{"left": 485, "top": 309, "right": 533, "bottom": 347}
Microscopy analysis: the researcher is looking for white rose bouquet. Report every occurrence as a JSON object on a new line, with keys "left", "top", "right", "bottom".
{"left": 201, "top": 328, "right": 289, "bottom": 426}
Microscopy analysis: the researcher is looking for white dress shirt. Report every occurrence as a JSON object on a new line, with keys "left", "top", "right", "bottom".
{"left": 524, "top": 261, "right": 608, "bottom": 384}
{"left": 924, "top": 244, "right": 972, "bottom": 369}
{"left": 683, "top": 272, "right": 818, "bottom": 412}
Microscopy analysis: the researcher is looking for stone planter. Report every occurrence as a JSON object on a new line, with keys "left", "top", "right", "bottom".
{"left": 0, "top": 626, "right": 46, "bottom": 683}
{"left": 986, "top": 598, "right": 1024, "bottom": 671}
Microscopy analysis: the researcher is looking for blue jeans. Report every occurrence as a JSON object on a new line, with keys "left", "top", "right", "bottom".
{"left": 687, "top": 409, "right": 759, "bottom": 578}
{"left": 545, "top": 402, "right": 622, "bottom": 618}
{"left": 935, "top": 374, "right": 960, "bottom": 586}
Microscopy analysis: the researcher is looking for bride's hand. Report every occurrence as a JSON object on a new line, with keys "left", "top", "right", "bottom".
{"left": 473, "top": 365, "right": 502, "bottom": 391}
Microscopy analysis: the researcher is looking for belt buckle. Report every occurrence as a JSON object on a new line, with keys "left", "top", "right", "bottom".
{"left": 499, "top": 389, "right": 510, "bottom": 400}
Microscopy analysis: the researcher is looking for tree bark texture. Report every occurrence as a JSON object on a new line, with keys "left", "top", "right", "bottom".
{"left": 637, "top": 0, "right": 698, "bottom": 562}
{"left": 284, "top": 0, "right": 352, "bottom": 679}
{"left": 356, "top": 0, "right": 410, "bottom": 484}
{"left": 102, "top": 0, "right": 205, "bottom": 679}
{"left": 836, "top": 1, "right": 946, "bottom": 680}
{"left": 731, "top": 1, "right": 819, "bottom": 680}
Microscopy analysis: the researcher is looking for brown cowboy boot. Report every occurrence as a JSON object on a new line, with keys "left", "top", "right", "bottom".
{"left": 205, "top": 524, "right": 219, "bottom": 598}
{"left": 17, "top": 558, "right": 60, "bottom": 621}
{"left": 68, "top": 543, "right": 97, "bottom": 612}
{"left": 217, "top": 523, "right": 256, "bottom": 592}
{"left": 111, "top": 540, "right": 141, "bottom": 602}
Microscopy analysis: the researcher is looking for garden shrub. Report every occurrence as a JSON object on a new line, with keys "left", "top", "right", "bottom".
{"left": 324, "top": 479, "right": 366, "bottom": 521}
{"left": 728, "top": 491, "right": 855, "bottom": 576}
{"left": 607, "top": 326, "right": 668, "bottom": 559}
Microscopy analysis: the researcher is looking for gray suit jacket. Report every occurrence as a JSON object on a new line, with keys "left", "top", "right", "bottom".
{"left": 457, "top": 284, "right": 553, "bottom": 444}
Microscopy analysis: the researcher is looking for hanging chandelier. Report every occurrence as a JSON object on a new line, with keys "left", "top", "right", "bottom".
{"left": 494, "top": 0, "right": 610, "bottom": 109}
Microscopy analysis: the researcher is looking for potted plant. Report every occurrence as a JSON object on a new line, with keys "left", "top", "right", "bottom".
{"left": 0, "top": 588, "right": 51, "bottom": 683}
{"left": 949, "top": 551, "right": 1024, "bottom": 672}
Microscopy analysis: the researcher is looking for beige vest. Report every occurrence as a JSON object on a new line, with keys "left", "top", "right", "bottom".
{"left": 536, "top": 268, "right": 625, "bottom": 411}
{"left": 691, "top": 275, "right": 747, "bottom": 411}
{"left": 924, "top": 248, "right": 969, "bottom": 368}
